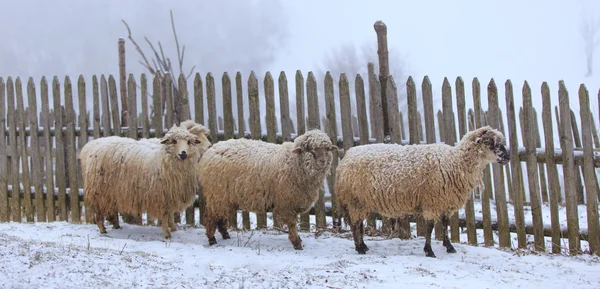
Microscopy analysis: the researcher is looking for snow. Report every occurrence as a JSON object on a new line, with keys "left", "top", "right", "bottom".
{"left": 1, "top": 216, "right": 599, "bottom": 288}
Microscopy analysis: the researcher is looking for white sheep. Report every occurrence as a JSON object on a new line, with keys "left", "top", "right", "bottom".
{"left": 335, "top": 126, "right": 510, "bottom": 257}
{"left": 80, "top": 120, "right": 211, "bottom": 239}
{"left": 198, "top": 129, "right": 337, "bottom": 250}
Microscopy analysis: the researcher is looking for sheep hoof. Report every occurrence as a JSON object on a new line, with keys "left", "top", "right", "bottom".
{"left": 208, "top": 237, "right": 217, "bottom": 246}
{"left": 424, "top": 244, "right": 436, "bottom": 258}
{"left": 222, "top": 233, "right": 231, "bottom": 240}
{"left": 113, "top": 225, "right": 121, "bottom": 230}
{"left": 446, "top": 246, "right": 457, "bottom": 254}
{"left": 294, "top": 246, "right": 304, "bottom": 250}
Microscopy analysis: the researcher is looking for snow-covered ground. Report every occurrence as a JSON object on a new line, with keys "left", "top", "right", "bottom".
{"left": 1, "top": 218, "right": 599, "bottom": 289}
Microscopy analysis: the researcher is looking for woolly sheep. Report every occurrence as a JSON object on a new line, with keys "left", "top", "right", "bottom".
{"left": 198, "top": 129, "right": 337, "bottom": 250}
{"left": 335, "top": 125, "right": 510, "bottom": 257}
{"left": 80, "top": 120, "right": 211, "bottom": 239}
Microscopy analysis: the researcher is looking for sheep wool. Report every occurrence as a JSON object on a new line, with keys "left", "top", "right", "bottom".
{"left": 199, "top": 129, "right": 337, "bottom": 250}
{"left": 335, "top": 125, "right": 510, "bottom": 257}
{"left": 80, "top": 121, "right": 211, "bottom": 239}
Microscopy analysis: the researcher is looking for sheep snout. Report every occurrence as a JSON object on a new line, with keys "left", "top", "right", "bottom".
{"left": 179, "top": 151, "right": 188, "bottom": 160}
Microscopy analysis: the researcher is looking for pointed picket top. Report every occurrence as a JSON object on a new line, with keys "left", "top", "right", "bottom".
{"left": 456, "top": 76, "right": 464, "bottom": 87}
{"left": 27, "top": 77, "right": 35, "bottom": 89}
{"left": 324, "top": 71, "right": 333, "bottom": 87}
{"left": 307, "top": 71, "right": 316, "bottom": 82}
{"left": 406, "top": 75, "right": 415, "bottom": 88}
{"left": 339, "top": 72, "right": 348, "bottom": 85}
{"left": 355, "top": 73, "right": 364, "bottom": 86}
{"left": 442, "top": 76, "right": 451, "bottom": 89}
{"left": 522, "top": 80, "right": 532, "bottom": 108}
{"left": 264, "top": 71, "right": 273, "bottom": 85}
{"left": 487, "top": 78, "right": 497, "bottom": 90}
{"left": 541, "top": 81, "right": 550, "bottom": 96}
{"left": 422, "top": 75, "right": 432, "bottom": 90}
{"left": 178, "top": 72, "right": 186, "bottom": 83}
{"left": 78, "top": 74, "right": 85, "bottom": 86}
{"left": 236, "top": 71, "right": 243, "bottom": 81}
{"left": 194, "top": 72, "right": 201, "bottom": 84}
{"left": 558, "top": 80, "right": 567, "bottom": 95}
{"left": 16, "top": 77, "right": 22, "bottom": 88}
{"left": 386, "top": 74, "right": 397, "bottom": 89}
{"left": 140, "top": 73, "right": 147, "bottom": 84}
{"left": 248, "top": 71, "right": 257, "bottom": 83}
{"left": 41, "top": 76, "right": 47, "bottom": 87}
{"left": 108, "top": 75, "right": 116, "bottom": 86}
{"left": 128, "top": 73, "right": 136, "bottom": 85}
{"left": 206, "top": 72, "right": 214, "bottom": 82}
{"left": 296, "top": 70, "right": 303, "bottom": 80}
{"left": 505, "top": 79, "right": 513, "bottom": 92}
{"left": 579, "top": 83, "right": 588, "bottom": 99}
{"left": 278, "top": 71, "right": 287, "bottom": 83}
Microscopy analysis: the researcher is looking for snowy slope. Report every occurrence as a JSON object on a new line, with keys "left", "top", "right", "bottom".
{"left": 0, "top": 221, "right": 599, "bottom": 289}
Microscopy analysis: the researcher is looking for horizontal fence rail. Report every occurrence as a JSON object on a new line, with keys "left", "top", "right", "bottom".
{"left": 0, "top": 70, "right": 598, "bottom": 256}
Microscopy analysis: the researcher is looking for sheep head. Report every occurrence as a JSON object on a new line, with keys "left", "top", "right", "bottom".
{"left": 292, "top": 129, "right": 338, "bottom": 172}
{"left": 160, "top": 122, "right": 212, "bottom": 161}
{"left": 472, "top": 126, "right": 510, "bottom": 165}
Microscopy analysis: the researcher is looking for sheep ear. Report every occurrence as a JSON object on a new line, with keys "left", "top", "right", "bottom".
{"left": 292, "top": 147, "right": 303, "bottom": 154}
{"left": 475, "top": 137, "right": 483, "bottom": 144}
{"left": 328, "top": 144, "right": 338, "bottom": 151}
{"left": 160, "top": 138, "right": 169, "bottom": 144}
{"left": 194, "top": 139, "right": 201, "bottom": 144}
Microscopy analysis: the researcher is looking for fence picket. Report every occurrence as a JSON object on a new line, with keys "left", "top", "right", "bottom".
{"left": 27, "top": 78, "right": 45, "bottom": 222}
{"left": 40, "top": 77, "right": 55, "bottom": 222}
{"left": 279, "top": 72, "right": 291, "bottom": 142}
{"left": 15, "top": 78, "right": 33, "bottom": 222}
{"left": 221, "top": 72, "right": 236, "bottom": 228}
{"left": 64, "top": 76, "right": 80, "bottom": 223}
{"left": 323, "top": 72, "right": 339, "bottom": 227}
{"left": 558, "top": 81, "right": 581, "bottom": 255}
{"left": 578, "top": 84, "right": 600, "bottom": 255}
{"left": 307, "top": 71, "right": 326, "bottom": 229}
{"left": 473, "top": 78, "right": 494, "bottom": 246}
{"left": 247, "top": 71, "right": 267, "bottom": 229}
{"left": 541, "top": 82, "right": 562, "bottom": 254}
{"left": 108, "top": 76, "right": 121, "bottom": 137}
{"left": 505, "top": 80, "right": 527, "bottom": 248}
{"left": 206, "top": 73, "right": 218, "bottom": 143}
{"left": 101, "top": 76, "right": 111, "bottom": 137}
{"left": 236, "top": 72, "right": 250, "bottom": 229}
{"left": 0, "top": 78, "right": 7, "bottom": 222}
{"left": 194, "top": 73, "right": 204, "bottom": 126}
{"left": 140, "top": 74, "right": 150, "bottom": 138}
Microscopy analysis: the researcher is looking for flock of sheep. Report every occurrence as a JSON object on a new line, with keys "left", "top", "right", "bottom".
{"left": 79, "top": 120, "right": 510, "bottom": 258}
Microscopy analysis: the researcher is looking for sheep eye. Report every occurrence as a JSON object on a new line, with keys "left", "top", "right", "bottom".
{"left": 187, "top": 140, "right": 192, "bottom": 145}
{"left": 172, "top": 140, "right": 177, "bottom": 144}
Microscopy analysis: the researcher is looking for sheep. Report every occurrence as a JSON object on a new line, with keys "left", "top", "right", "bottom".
{"left": 335, "top": 125, "right": 510, "bottom": 257}
{"left": 80, "top": 120, "right": 211, "bottom": 239}
{"left": 198, "top": 129, "right": 338, "bottom": 250}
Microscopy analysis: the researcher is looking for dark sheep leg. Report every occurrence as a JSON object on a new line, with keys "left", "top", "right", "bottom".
{"left": 107, "top": 212, "right": 121, "bottom": 229}
{"left": 441, "top": 215, "right": 457, "bottom": 253}
{"left": 205, "top": 215, "right": 218, "bottom": 246}
{"left": 286, "top": 219, "right": 303, "bottom": 250}
{"left": 95, "top": 214, "right": 107, "bottom": 234}
{"left": 424, "top": 220, "right": 436, "bottom": 257}
{"left": 351, "top": 220, "right": 369, "bottom": 254}
{"left": 168, "top": 213, "right": 177, "bottom": 232}
{"left": 217, "top": 218, "right": 231, "bottom": 240}
{"left": 160, "top": 213, "right": 172, "bottom": 239}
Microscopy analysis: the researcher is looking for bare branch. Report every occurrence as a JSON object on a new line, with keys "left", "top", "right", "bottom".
{"left": 186, "top": 65, "right": 196, "bottom": 80}
{"left": 170, "top": 9, "right": 184, "bottom": 76}
{"left": 122, "top": 19, "right": 156, "bottom": 75}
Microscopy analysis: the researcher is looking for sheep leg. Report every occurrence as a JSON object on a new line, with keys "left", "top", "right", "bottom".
{"left": 168, "top": 213, "right": 177, "bottom": 232}
{"left": 95, "top": 214, "right": 107, "bottom": 234}
{"left": 424, "top": 220, "right": 436, "bottom": 258}
{"left": 351, "top": 220, "right": 369, "bottom": 254}
{"left": 217, "top": 218, "right": 231, "bottom": 240}
{"left": 107, "top": 212, "right": 121, "bottom": 229}
{"left": 441, "top": 215, "right": 457, "bottom": 253}
{"left": 160, "top": 214, "right": 172, "bottom": 239}
{"left": 205, "top": 216, "right": 218, "bottom": 246}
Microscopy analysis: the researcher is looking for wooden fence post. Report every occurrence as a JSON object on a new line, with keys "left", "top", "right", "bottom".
{"left": 41, "top": 77, "right": 56, "bottom": 222}
{"left": 118, "top": 38, "right": 128, "bottom": 127}
{"left": 64, "top": 76, "right": 80, "bottom": 223}
{"left": 306, "top": 72, "right": 326, "bottom": 229}
{"left": 323, "top": 72, "right": 340, "bottom": 228}
{"left": 558, "top": 81, "right": 581, "bottom": 255}
{"left": 28, "top": 78, "right": 45, "bottom": 222}
{"left": 0, "top": 78, "right": 7, "bottom": 222}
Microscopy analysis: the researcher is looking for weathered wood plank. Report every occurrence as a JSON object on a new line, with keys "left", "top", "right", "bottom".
{"left": 92, "top": 76, "right": 101, "bottom": 139}
{"left": 523, "top": 81, "right": 545, "bottom": 251}
{"left": 40, "top": 77, "right": 55, "bottom": 222}
{"left": 236, "top": 72, "right": 249, "bottom": 229}
{"left": 541, "top": 82, "right": 562, "bottom": 254}
{"left": 7, "top": 78, "right": 20, "bottom": 222}
{"left": 407, "top": 76, "right": 426, "bottom": 237}
{"left": 279, "top": 72, "right": 292, "bottom": 142}
{"left": 504, "top": 80, "right": 527, "bottom": 248}
{"left": 323, "top": 72, "right": 340, "bottom": 228}
{"left": 456, "top": 77, "right": 477, "bottom": 245}
{"left": 152, "top": 75, "right": 163, "bottom": 138}
{"left": 140, "top": 74, "right": 150, "bottom": 139}
{"left": 578, "top": 84, "right": 599, "bottom": 255}
{"left": 194, "top": 73, "right": 204, "bottom": 126}
{"left": 178, "top": 73, "right": 191, "bottom": 122}
{"left": 221, "top": 72, "right": 236, "bottom": 228}
{"left": 28, "top": 78, "right": 45, "bottom": 222}
{"left": 77, "top": 75, "right": 91, "bottom": 223}
{"left": 368, "top": 63, "right": 384, "bottom": 142}
{"left": 0, "top": 78, "right": 7, "bottom": 222}
{"left": 164, "top": 74, "right": 174, "bottom": 129}
{"left": 64, "top": 76, "right": 81, "bottom": 223}
{"left": 206, "top": 73, "right": 218, "bottom": 143}
{"left": 307, "top": 71, "right": 326, "bottom": 229}
{"left": 569, "top": 110, "right": 586, "bottom": 205}
{"left": 474, "top": 77, "right": 494, "bottom": 246}
{"left": 100, "top": 75, "right": 111, "bottom": 137}
{"left": 53, "top": 77, "right": 67, "bottom": 221}
{"left": 247, "top": 71, "right": 267, "bottom": 229}
{"left": 108, "top": 76, "right": 121, "bottom": 137}
{"left": 16, "top": 78, "right": 33, "bottom": 222}
{"left": 441, "top": 78, "right": 460, "bottom": 243}
{"left": 558, "top": 80, "right": 581, "bottom": 255}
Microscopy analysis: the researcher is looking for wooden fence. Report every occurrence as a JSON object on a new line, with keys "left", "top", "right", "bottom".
{"left": 0, "top": 68, "right": 599, "bottom": 256}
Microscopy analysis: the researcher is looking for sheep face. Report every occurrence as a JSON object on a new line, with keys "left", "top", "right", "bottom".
{"left": 160, "top": 127, "right": 211, "bottom": 161}
{"left": 475, "top": 126, "right": 510, "bottom": 165}
{"left": 292, "top": 129, "right": 338, "bottom": 173}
